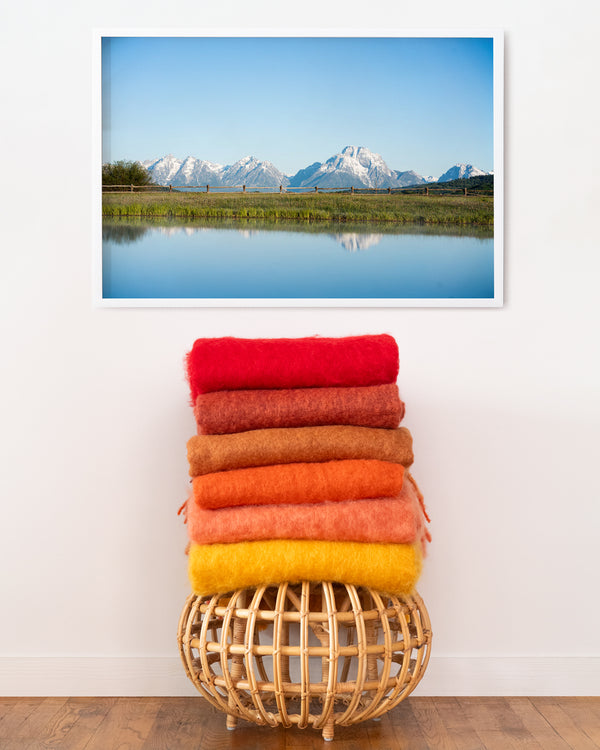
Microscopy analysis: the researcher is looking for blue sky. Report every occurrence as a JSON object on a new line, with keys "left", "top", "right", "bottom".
{"left": 102, "top": 36, "right": 495, "bottom": 179}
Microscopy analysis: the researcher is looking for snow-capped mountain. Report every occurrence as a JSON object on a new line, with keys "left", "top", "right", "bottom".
{"left": 140, "top": 149, "right": 490, "bottom": 189}
{"left": 289, "top": 146, "right": 403, "bottom": 189}
{"left": 221, "top": 156, "right": 289, "bottom": 188}
{"left": 142, "top": 155, "right": 224, "bottom": 186}
{"left": 437, "top": 164, "right": 490, "bottom": 182}
{"left": 143, "top": 154, "right": 184, "bottom": 184}
{"left": 143, "top": 154, "right": 288, "bottom": 187}
{"left": 174, "top": 156, "right": 224, "bottom": 185}
{"left": 394, "top": 169, "right": 431, "bottom": 187}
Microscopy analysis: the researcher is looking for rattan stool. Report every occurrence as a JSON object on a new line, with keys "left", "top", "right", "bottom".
{"left": 178, "top": 581, "right": 431, "bottom": 741}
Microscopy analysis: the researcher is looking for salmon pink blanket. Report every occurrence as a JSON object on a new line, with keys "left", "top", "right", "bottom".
{"left": 191, "top": 459, "right": 405, "bottom": 510}
{"left": 194, "top": 383, "right": 404, "bottom": 435}
{"left": 188, "top": 539, "right": 422, "bottom": 597}
{"left": 186, "top": 334, "right": 399, "bottom": 400}
{"left": 187, "top": 425, "right": 414, "bottom": 476}
{"left": 185, "top": 474, "right": 428, "bottom": 548}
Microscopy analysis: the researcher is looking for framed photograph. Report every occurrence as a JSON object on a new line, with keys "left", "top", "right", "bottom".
{"left": 94, "top": 30, "right": 503, "bottom": 307}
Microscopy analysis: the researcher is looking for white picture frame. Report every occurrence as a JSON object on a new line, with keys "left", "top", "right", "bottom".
{"left": 93, "top": 29, "right": 503, "bottom": 307}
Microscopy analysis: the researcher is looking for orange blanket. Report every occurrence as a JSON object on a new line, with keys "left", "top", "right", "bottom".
{"left": 191, "top": 459, "right": 405, "bottom": 510}
{"left": 187, "top": 425, "right": 413, "bottom": 476}
{"left": 194, "top": 383, "right": 404, "bottom": 435}
{"left": 185, "top": 474, "right": 428, "bottom": 548}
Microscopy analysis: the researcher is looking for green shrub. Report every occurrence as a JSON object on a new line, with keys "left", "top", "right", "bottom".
{"left": 102, "top": 160, "right": 154, "bottom": 187}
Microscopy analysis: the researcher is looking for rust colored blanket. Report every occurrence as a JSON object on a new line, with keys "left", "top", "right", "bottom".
{"left": 191, "top": 459, "right": 405, "bottom": 510}
{"left": 194, "top": 383, "right": 404, "bottom": 435}
{"left": 186, "top": 334, "right": 399, "bottom": 400}
{"left": 187, "top": 425, "right": 414, "bottom": 476}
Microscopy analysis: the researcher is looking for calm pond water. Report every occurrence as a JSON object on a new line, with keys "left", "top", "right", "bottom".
{"left": 102, "top": 218, "right": 494, "bottom": 301}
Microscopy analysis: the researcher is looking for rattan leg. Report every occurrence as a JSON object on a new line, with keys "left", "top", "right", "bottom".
{"left": 364, "top": 590, "right": 379, "bottom": 711}
{"left": 225, "top": 714, "right": 238, "bottom": 731}
{"left": 322, "top": 719, "right": 335, "bottom": 742}
{"left": 226, "top": 592, "right": 246, "bottom": 730}
{"left": 280, "top": 619, "right": 291, "bottom": 684}
{"left": 316, "top": 583, "right": 336, "bottom": 741}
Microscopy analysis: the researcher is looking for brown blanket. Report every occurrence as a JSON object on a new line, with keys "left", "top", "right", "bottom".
{"left": 187, "top": 425, "right": 413, "bottom": 476}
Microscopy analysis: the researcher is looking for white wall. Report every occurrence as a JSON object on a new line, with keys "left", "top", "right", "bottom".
{"left": 1, "top": 0, "right": 598, "bottom": 695}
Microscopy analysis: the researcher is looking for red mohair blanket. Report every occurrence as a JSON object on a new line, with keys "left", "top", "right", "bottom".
{"left": 191, "top": 459, "right": 405, "bottom": 510}
{"left": 194, "top": 383, "right": 404, "bottom": 435}
{"left": 186, "top": 334, "right": 399, "bottom": 401}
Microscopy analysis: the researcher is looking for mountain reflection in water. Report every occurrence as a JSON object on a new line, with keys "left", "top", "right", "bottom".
{"left": 333, "top": 233, "right": 383, "bottom": 252}
{"left": 103, "top": 222, "right": 385, "bottom": 252}
{"left": 102, "top": 219, "right": 490, "bottom": 252}
{"left": 102, "top": 217, "right": 494, "bottom": 301}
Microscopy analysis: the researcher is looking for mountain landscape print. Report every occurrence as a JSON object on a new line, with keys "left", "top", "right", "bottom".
{"left": 98, "top": 34, "right": 503, "bottom": 306}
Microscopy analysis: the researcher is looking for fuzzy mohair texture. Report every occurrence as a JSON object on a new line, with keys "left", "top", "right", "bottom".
{"left": 194, "top": 383, "right": 404, "bottom": 435}
{"left": 192, "top": 459, "right": 405, "bottom": 510}
{"left": 185, "top": 473, "right": 429, "bottom": 548}
{"left": 186, "top": 334, "right": 399, "bottom": 401}
{"left": 188, "top": 539, "right": 422, "bottom": 597}
{"left": 187, "top": 425, "right": 414, "bottom": 476}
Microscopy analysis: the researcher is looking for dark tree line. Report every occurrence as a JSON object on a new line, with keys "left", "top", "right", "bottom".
{"left": 429, "top": 175, "right": 494, "bottom": 193}
{"left": 102, "top": 160, "right": 154, "bottom": 187}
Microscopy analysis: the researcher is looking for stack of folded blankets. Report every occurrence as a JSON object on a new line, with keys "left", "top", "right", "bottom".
{"left": 181, "top": 334, "right": 430, "bottom": 597}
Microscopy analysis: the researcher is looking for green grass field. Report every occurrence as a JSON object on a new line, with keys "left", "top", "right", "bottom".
{"left": 102, "top": 191, "right": 494, "bottom": 226}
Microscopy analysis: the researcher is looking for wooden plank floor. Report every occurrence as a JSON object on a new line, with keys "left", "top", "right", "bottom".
{"left": 0, "top": 697, "right": 598, "bottom": 749}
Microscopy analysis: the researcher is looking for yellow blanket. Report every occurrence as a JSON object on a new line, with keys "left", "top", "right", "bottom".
{"left": 188, "top": 539, "right": 422, "bottom": 596}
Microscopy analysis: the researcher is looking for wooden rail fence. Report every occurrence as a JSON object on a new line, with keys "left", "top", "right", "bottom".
{"left": 102, "top": 184, "right": 485, "bottom": 196}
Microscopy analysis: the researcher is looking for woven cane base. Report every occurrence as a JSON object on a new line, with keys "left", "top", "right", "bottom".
{"left": 177, "top": 582, "right": 432, "bottom": 741}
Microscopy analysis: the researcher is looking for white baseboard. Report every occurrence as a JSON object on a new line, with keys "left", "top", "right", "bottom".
{"left": 419, "top": 656, "right": 600, "bottom": 696}
{"left": 0, "top": 657, "right": 198, "bottom": 697}
{"left": 0, "top": 657, "right": 598, "bottom": 696}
